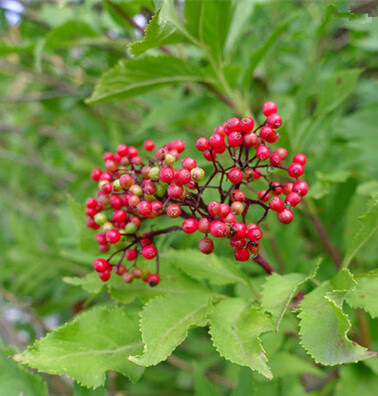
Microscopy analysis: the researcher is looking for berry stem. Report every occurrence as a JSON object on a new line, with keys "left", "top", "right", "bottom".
{"left": 253, "top": 254, "right": 277, "bottom": 274}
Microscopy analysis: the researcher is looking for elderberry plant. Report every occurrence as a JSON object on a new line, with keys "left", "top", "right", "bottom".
{"left": 85, "top": 101, "right": 308, "bottom": 285}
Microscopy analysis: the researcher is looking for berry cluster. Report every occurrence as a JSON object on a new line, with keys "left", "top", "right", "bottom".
{"left": 84, "top": 101, "right": 308, "bottom": 285}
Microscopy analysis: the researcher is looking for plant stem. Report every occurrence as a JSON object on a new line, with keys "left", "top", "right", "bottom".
{"left": 253, "top": 254, "right": 277, "bottom": 274}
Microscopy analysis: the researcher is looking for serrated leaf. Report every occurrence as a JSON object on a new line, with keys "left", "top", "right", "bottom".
{"left": 184, "top": 0, "right": 232, "bottom": 62}
{"left": 164, "top": 249, "right": 251, "bottom": 288}
{"left": 67, "top": 195, "right": 98, "bottom": 253}
{"left": 129, "top": 291, "right": 212, "bottom": 366}
{"left": 297, "top": 270, "right": 376, "bottom": 365}
{"left": 342, "top": 195, "right": 377, "bottom": 269}
{"left": 261, "top": 259, "right": 320, "bottom": 331}
{"left": 0, "top": 347, "right": 48, "bottom": 396}
{"left": 129, "top": 0, "right": 189, "bottom": 56}
{"left": 16, "top": 305, "right": 144, "bottom": 388}
{"left": 209, "top": 298, "right": 274, "bottom": 379}
{"left": 346, "top": 276, "right": 378, "bottom": 318}
{"left": 314, "top": 69, "right": 362, "bottom": 117}
{"left": 87, "top": 56, "right": 215, "bottom": 104}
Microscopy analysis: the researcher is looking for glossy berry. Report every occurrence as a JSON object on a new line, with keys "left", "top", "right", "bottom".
{"left": 288, "top": 163, "right": 304, "bottom": 178}
{"left": 142, "top": 245, "right": 157, "bottom": 260}
{"left": 256, "top": 145, "right": 270, "bottom": 161}
{"left": 175, "top": 169, "right": 191, "bottom": 185}
{"left": 166, "top": 204, "right": 181, "bottom": 218}
{"left": 99, "top": 270, "right": 111, "bottom": 282}
{"left": 126, "top": 249, "right": 138, "bottom": 260}
{"left": 269, "top": 196, "right": 284, "bottom": 212}
{"left": 199, "top": 237, "right": 214, "bottom": 255}
{"left": 234, "top": 248, "right": 250, "bottom": 261}
{"left": 230, "top": 237, "right": 246, "bottom": 250}
{"left": 247, "top": 227, "right": 263, "bottom": 241}
{"left": 223, "top": 118, "right": 241, "bottom": 135}
{"left": 293, "top": 153, "right": 307, "bottom": 166}
{"left": 182, "top": 218, "right": 198, "bottom": 234}
{"left": 240, "top": 117, "right": 254, "bottom": 133}
{"left": 232, "top": 222, "right": 248, "bottom": 239}
{"left": 93, "top": 259, "right": 109, "bottom": 272}
{"left": 182, "top": 157, "right": 197, "bottom": 171}
{"left": 262, "top": 101, "right": 277, "bottom": 116}
{"left": 248, "top": 241, "right": 260, "bottom": 255}
{"left": 270, "top": 153, "right": 281, "bottom": 166}
{"left": 137, "top": 201, "right": 152, "bottom": 217}
{"left": 143, "top": 140, "right": 155, "bottom": 151}
{"left": 210, "top": 220, "right": 228, "bottom": 238}
{"left": 106, "top": 229, "right": 121, "bottom": 244}
{"left": 243, "top": 132, "right": 258, "bottom": 147}
{"left": 147, "top": 273, "right": 160, "bottom": 287}
{"left": 282, "top": 183, "right": 293, "bottom": 195}
{"left": 257, "top": 190, "right": 270, "bottom": 202}
{"left": 277, "top": 207, "right": 294, "bottom": 224}
{"left": 196, "top": 137, "right": 210, "bottom": 152}
{"left": 228, "top": 131, "right": 243, "bottom": 147}
{"left": 285, "top": 192, "right": 301, "bottom": 207}
{"left": 116, "top": 144, "right": 129, "bottom": 157}
{"left": 203, "top": 150, "right": 216, "bottom": 161}
{"left": 293, "top": 180, "right": 308, "bottom": 196}
{"left": 208, "top": 201, "right": 221, "bottom": 216}
{"left": 271, "top": 182, "right": 283, "bottom": 195}
{"left": 91, "top": 168, "right": 102, "bottom": 182}
{"left": 159, "top": 167, "right": 174, "bottom": 183}
{"left": 209, "top": 133, "right": 225, "bottom": 149}
{"left": 228, "top": 168, "right": 243, "bottom": 184}
{"left": 198, "top": 218, "right": 211, "bottom": 234}
{"left": 274, "top": 148, "right": 288, "bottom": 160}
{"left": 266, "top": 113, "right": 282, "bottom": 129}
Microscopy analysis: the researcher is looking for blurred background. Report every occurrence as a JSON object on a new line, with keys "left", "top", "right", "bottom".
{"left": 0, "top": 0, "right": 377, "bottom": 394}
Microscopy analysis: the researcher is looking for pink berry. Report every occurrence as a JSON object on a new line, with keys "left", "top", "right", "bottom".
{"left": 116, "top": 144, "right": 129, "bottom": 157}
{"left": 137, "top": 201, "right": 153, "bottom": 217}
{"left": 91, "top": 168, "right": 102, "bottom": 182}
{"left": 288, "top": 163, "right": 304, "bottom": 178}
{"left": 219, "top": 203, "right": 231, "bottom": 218}
{"left": 167, "top": 183, "right": 184, "bottom": 199}
{"left": 241, "top": 117, "right": 254, "bottom": 133}
{"left": 243, "top": 132, "right": 258, "bottom": 147}
{"left": 277, "top": 207, "right": 293, "bottom": 224}
{"left": 247, "top": 227, "right": 263, "bottom": 241}
{"left": 159, "top": 167, "right": 174, "bottom": 183}
{"left": 113, "top": 209, "right": 127, "bottom": 222}
{"left": 196, "top": 137, "right": 210, "bottom": 152}
{"left": 119, "top": 174, "right": 134, "bottom": 190}
{"left": 223, "top": 118, "right": 241, "bottom": 135}
{"left": 106, "top": 229, "right": 121, "bottom": 244}
{"left": 228, "top": 168, "right": 243, "bottom": 184}
{"left": 285, "top": 192, "right": 301, "bottom": 207}
{"left": 282, "top": 183, "right": 293, "bottom": 195}
{"left": 274, "top": 148, "right": 288, "bottom": 160}
{"left": 172, "top": 139, "right": 185, "bottom": 153}
{"left": 270, "top": 153, "right": 281, "bottom": 166}
{"left": 99, "top": 270, "right": 111, "bottom": 282}
{"left": 209, "top": 133, "right": 225, "bottom": 149}
{"left": 143, "top": 140, "right": 155, "bottom": 151}
{"left": 126, "top": 249, "right": 138, "bottom": 260}
{"left": 93, "top": 259, "right": 109, "bottom": 272}
{"left": 208, "top": 201, "right": 221, "bottom": 216}
{"left": 103, "top": 152, "right": 115, "bottom": 161}
{"left": 182, "top": 157, "right": 197, "bottom": 171}
{"left": 292, "top": 180, "right": 308, "bottom": 196}
{"left": 175, "top": 169, "right": 191, "bottom": 185}
{"left": 128, "top": 147, "right": 139, "bottom": 158}
{"left": 232, "top": 222, "right": 248, "bottom": 239}
{"left": 203, "top": 150, "right": 216, "bottom": 161}
{"left": 210, "top": 220, "right": 228, "bottom": 238}
{"left": 230, "top": 237, "right": 246, "bottom": 250}
{"left": 266, "top": 113, "right": 282, "bottom": 129}
{"left": 260, "top": 126, "right": 274, "bottom": 142}
{"left": 257, "top": 190, "right": 270, "bottom": 202}
{"left": 147, "top": 273, "right": 160, "bottom": 287}
{"left": 198, "top": 217, "right": 211, "bottom": 234}
{"left": 166, "top": 204, "right": 181, "bottom": 218}
{"left": 262, "top": 101, "right": 277, "bottom": 116}
{"left": 182, "top": 218, "right": 198, "bottom": 234}
{"left": 228, "top": 131, "right": 243, "bottom": 147}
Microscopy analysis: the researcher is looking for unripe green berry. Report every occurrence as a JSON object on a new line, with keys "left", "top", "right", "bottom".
{"left": 94, "top": 212, "right": 107, "bottom": 225}
{"left": 164, "top": 154, "right": 176, "bottom": 166}
{"left": 113, "top": 179, "right": 121, "bottom": 190}
{"left": 155, "top": 184, "right": 166, "bottom": 197}
{"left": 129, "top": 184, "right": 142, "bottom": 196}
{"left": 98, "top": 180, "right": 107, "bottom": 190}
{"left": 191, "top": 167, "right": 205, "bottom": 183}
{"left": 124, "top": 222, "right": 138, "bottom": 234}
{"left": 149, "top": 166, "right": 160, "bottom": 180}
{"left": 144, "top": 194, "right": 156, "bottom": 202}
{"left": 102, "top": 221, "right": 113, "bottom": 232}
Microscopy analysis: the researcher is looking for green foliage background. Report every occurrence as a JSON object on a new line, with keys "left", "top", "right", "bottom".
{"left": 0, "top": 0, "right": 377, "bottom": 395}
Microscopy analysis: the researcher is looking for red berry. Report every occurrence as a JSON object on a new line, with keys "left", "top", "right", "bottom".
{"left": 142, "top": 245, "right": 157, "bottom": 260}
{"left": 282, "top": 183, "right": 293, "bottom": 195}
{"left": 248, "top": 241, "right": 261, "bottom": 255}
{"left": 182, "top": 157, "right": 197, "bottom": 171}
{"left": 274, "top": 148, "right": 288, "bottom": 160}
{"left": 140, "top": 237, "right": 151, "bottom": 247}
{"left": 110, "top": 195, "right": 123, "bottom": 209}
{"left": 182, "top": 218, "right": 198, "bottom": 234}
{"left": 228, "top": 131, "right": 243, "bottom": 147}
{"left": 86, "top": 217, "right": 100, "bottom": 229}
{"left": 223, "top": 212, "right": 236, "bottom": 224}
{"left": 270, "top": 153, "right": 281, "bottom": 166}
{"left": 147, "top": 273, "right": 160, "bottom": 287}
{"left": 228, "top": 168, "right": 243, "bottom": 184}
{"left": 151, "top": 201, "right": 164, "bottom": 216}
{"left": 243, "top": 132, "right": 258, "bottom": 147}
{"left": 262, "top": 101, "right": 277, "bottom": 116}
{"left": 208, "top": 201, "right": 221, "bottom": 216}
{"left": 230, "top": 237, "right": 246, "bottom": 250}
{"left": 232, "top": 222, "right": 248, "bottom": 239}
{"left": 293, "top": 153, "right": 307, "bottom": 166}
{"left": 256, "top": 145, "right": 270, "bottom": 161}
{"left": 102, "top": 182, "right": 113, "bottom": 194}
{"left": 159, "top": 167, "right": 174, "bottom": 183}
{"left": 260, "top": 126, "right": 274, "bottom": 142}
{"left": 113, "top": 210, "right": 127, "bottom": 223}
{"left": 269, "top": 196, "right": 284, "bottom": 212}
{"left": 137, "top": 201, "right": 152, "bottom": 217}
{"left": 285, "top": 192, "right": 301, "bottom": 207}
{"left": 98, "top": 244, "right": 110, "bottom": 253}
{"left": 234, "top": 248, "right": 250, "bottom": 261}
{"left": 210, "top": 220, "right": 228, "bottom": 238}
{"left": 199, "top": 237, "right": 214, "bottom": 255}
{"left": 128, "top": 146, "right": 139, "bottom": 158}
{"left": 271, "top": 182, "right": 283, "bottom": 195}
{"left": 247, "top": 227, "right": 263, "bottom": 241}
{"left": 143, "top": 140, "right": 155, "bottom": 151}
{"left": 230, "top": 189, "right": 245, "bottom": 202}
{"left": 91, "top": 168, "right": 102, "bottom": 182}
{"left": 172, "top": 139, "right": 185, "bottom": 153}
{"left": 223, "top": 118, "right": 241, "bottom": 135}
{"left": 120, "top": 174, "right": 134, "bottom": 190}
{"left": 252, "top": 170, "right": 262, "bottom": 180}
{"left": 266, "top": 113, "right": 282, "bottom": 129}
{"left": 116, "top": 144, "right": 129, "bottom": 157}
{"left": 241, "top": 117, "right": 254, "bottom": 133}
{"left": 196, "top": 137, "right": 210, "bottom": 152}
{"left": 292, "top": 180, "right": 308, "bottom": 196}
{"left": 203, "top": 150, "right": 216, "bottom": 161}
{"left": 100, "top": 172, "right": 112, "bottom": 181}
{"left": 277, "top": 207, "right": 293, "bottom": 224}
{"left": 167, "top": 204, "right": 181, "bottom": 218}
{"left": 175, "top": 169, "right": 191, "bottom": 185}
{"left": 106, "top": 229, "right": 121, "bottom": 244}
{"left": 257, "top": 190, "right": 270, "bottom": 202}
{"left": 219, "top": 203, "right": 231, "bottom": 218}
{"left": 288, "top": 163, "right": 304, "bottom": 178}
{"left": 126, "top": 249, "right": 138, "bottom": 260}
{"left": 96, "top": 233, "right": 108, "bottom": 245}
{"left": 198, "top": 217, "right": 211, "bottom": 234}
{"left": 93, "top": 258, "right": 109, "bottom": 272}
{"left": 85, "top": 207, "right": 97, "bottom": 217}
{"left": 103, "top": 152, "right": 115, "bottom": 161}
{"left": 99, "top": 270, "right": 111, "bottom": 282}
{"left": 209, "top": 133, "right": 225, "bottom": 149}
{"left": 167, "top": 183, "right": 184, "bottom": 199}
{"left": 86, "top": 197, "right": 98, "bottom": 208}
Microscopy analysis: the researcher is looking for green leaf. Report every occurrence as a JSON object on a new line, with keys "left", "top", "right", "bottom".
{"left": 87, "top": 56, "right": 214, "bottom": 104}
{"left": 342, "top": 195, "right": 377, "bottom": 269}
{"left": 129, "top": 291, "right": 212, "bottom": 366}
{"left": 193, "top": 364, "right": 221, "bottom": 396}
{"left": 0, "top": 347, "right": 48, "bottom": 396}
{"left": 164, "top": 249, "right": 251, "bottom": 288}
{"left": 68, "top": 195, "right": 98, "bottom": 253}
{"left": 314, "top": 69, "right": 362, "bottom": 117}
{"left": 129, "top": 0, "right": 189, "bottom": 56}
{"left": 16, "top": 305, "right": 144, "bottom": 388}
{"left": 297, "top": 270, "right": 376, "bottom": 365}
{"left": 73, "top": 381, "right": 106, "bottom": 396}
{"left": 346, "top": 276, "right": 378, "bottom": 318}
{"left": 261, "top": 258, "right": 320, "bottom": 331}
{"left": 241, "top": 14, "right": 296, "bottom": 90}
{"left": 209, "top": 298, "right": 274, "bottom": 379}
{"left": 64, "top": 272, "right": 105, "bottom": 294}
{"left": 184, "top": 0, "right": 232, "bottom": 62}
{"left": 45, "top": 20, "right": 100, "bottom": 48}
